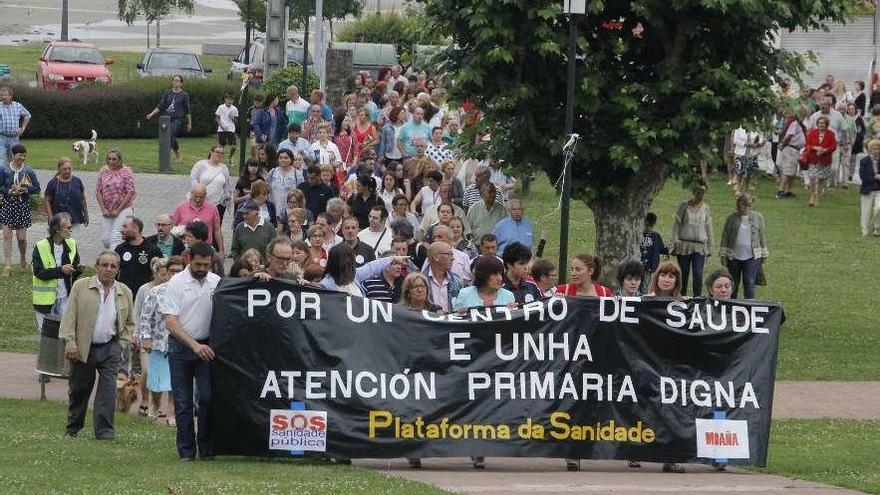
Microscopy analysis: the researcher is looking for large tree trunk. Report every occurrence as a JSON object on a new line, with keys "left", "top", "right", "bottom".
{"left": 589, "top": 162, "right": 668, "bottom": 279}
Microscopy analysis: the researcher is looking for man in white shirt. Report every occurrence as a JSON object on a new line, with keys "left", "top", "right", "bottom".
{"left": 161, "top": 242, "right": 221, "bottom": 461}
{"left": 61, "top": 250, "right": 135, "bottom": 440}
{"left": 285, "top": 85, "right": 310, "bottom": 127}
{"left": 358, "top": 205, "right": 392, "bottom": 258}
{"left": 214, "top": 93, "right": 239, "bottom": 160}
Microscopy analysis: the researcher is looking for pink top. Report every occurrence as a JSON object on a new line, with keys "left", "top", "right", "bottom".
{"left": 96, "top": 165, "right": 136, "bottom": 212}
{"left": 172, "top": 200, "right": 221, "bottom": 245}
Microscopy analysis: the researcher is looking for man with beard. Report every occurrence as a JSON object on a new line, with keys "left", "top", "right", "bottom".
{"left": 341, "top": 216, "right": 375, "bottom": 269}
{"left": 160, "top": 242, "right": 221, "bottom": 461}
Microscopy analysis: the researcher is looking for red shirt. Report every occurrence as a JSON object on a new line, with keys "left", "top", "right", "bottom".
{"left": 554, "top": 283, "right": 614, "bottom": 297}
{"left": 804, "top": 128, "right": 837, "bottom": 166}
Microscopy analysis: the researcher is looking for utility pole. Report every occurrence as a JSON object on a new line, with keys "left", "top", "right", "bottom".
{"left": 61, "top": 0, "right": 69, "bottom": 41}
{"left": 315, "top": 0, "right": 325, "bottom": 90}
{"left": 302, "top": 17, "right": 310, "bottom": 91}
{"left": 558, "top": 0, "right": 584, "bottom": 283}
{"left": 239, "top": 0, "right": 254, "bottom": 173}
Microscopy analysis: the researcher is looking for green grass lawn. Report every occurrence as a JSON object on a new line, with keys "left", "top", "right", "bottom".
{"left": 0, "top": 153, "right": 877, "bottom": 380}
{"left": 0, "top": 399, "right": 875, "bottom": 495}
{"left": 23, "top": 136, "right": 223, "bottom": 174}
{"left": 0, "top": 398, "right": 453, "bottom": 495}
{"left": 761, "top": 419, "right": 880, "bottom": 494}
{"left": 0, "top": 44, "right": 231, "bottom": 84}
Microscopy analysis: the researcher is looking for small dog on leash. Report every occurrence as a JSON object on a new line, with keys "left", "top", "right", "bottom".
{"left": 72, "top": 130, "right": 98, "bottom": 165}
{"left": 116, "top": 372, "right": 139, "bottom": 412}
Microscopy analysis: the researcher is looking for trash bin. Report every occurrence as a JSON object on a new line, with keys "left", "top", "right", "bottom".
{"left": 36, "top": 314, "right": 68, "bottom": 379}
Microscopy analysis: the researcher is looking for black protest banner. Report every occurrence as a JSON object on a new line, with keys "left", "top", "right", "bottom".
{"left": 209, "top": 279, "right": 783, "bottom": 466}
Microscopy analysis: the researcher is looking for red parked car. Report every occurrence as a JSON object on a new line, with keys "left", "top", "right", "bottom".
{"left": 37, "top": 41, "right": 113, "bottom": 90}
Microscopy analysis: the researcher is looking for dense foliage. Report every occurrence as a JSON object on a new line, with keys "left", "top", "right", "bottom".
{"left": 422, "top": 0, "right": 854, "bottom": 263}
{"left": 261, "top": 64, "right": 321, "bottom": 99}
{"left": 336, "top": 12, "right": 446, "bottom": 63}
{"left": 10, "top": 78, "right": 237, "bottom": 139}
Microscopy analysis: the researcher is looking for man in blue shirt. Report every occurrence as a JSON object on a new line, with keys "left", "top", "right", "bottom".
{"left": 491, "top": 198, "right": 534, "bottom": 256}
{"left": 278, "top": 124, "right": 314, "bottom": 164}
{"left": 0, "top": 87, "right": 31, "bottom": 166}
{"left": 397, "top": 106, "right": 432, "bottom": 158}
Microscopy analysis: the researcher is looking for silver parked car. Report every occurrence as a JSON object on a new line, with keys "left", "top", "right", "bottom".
{"left": 228, "top": 37, "right": 313, "bottom": 83}
{"left": 137, "top": 48, "right": 212, "bottom": 78}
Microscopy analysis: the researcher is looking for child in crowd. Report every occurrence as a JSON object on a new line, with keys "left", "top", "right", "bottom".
{"left": 501, "top": 242, "right": 543, "bottom": 304}
{"left": 215, "top": 93, "right": 239, "bottom": 160}
{"left": 615, "top": 261, "right": 645, "bottom": 297}
{"left": 640, "top": 212, "right": 667, "bottom": 293}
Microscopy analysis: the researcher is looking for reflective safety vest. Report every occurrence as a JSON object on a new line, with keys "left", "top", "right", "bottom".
{"left": 32, "top": 238, "right": 77, "bottom": 306}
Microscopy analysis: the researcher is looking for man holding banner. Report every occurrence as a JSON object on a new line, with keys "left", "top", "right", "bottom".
{"left": 161, "top": 242, "right": 221, "bottom": 461}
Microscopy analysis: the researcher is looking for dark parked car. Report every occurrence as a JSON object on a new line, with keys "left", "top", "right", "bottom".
{"left": 137, "top": 48, "right": 211, "bottom": 79}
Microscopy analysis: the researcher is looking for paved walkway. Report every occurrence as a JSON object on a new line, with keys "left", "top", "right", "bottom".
{"left": 26, "top": 169, "right": 233, "bottom": 266}
{"left": 6, "top": 170, "right": 877, "bottom": 494}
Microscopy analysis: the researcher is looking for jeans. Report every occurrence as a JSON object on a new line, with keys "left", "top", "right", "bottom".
{"left": 727, "top": 257, "right": 759, "bottom": 299}
{"left": 0, "top": 135, "right": 20, "bottom": 166}
{"left": 169, "top": 118, "right": 183, "bottom": 152}
{"left": 169, "top": 338, "right": 212, "bottom": 459}
{"left": 676, "top": 253, "right": 706, "bottom": 297}
{"left": 67, "top": 339, "right": 122, "bottom": 439}
{"left": 101, "top": 206, "right": 133, "bottom": 250}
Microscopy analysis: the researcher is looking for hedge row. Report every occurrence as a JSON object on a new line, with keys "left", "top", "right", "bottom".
{"left": 9, "top": 78, "right": 240, "bottom": 139}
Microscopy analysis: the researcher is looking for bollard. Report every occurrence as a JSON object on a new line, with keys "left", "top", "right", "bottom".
{"left": 158, "top": 115, "right": 172, "bottom": 173}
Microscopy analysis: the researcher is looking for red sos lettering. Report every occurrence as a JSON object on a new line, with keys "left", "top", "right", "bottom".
{"left": 272, "top": 413, "right": 326, "bottom": 431}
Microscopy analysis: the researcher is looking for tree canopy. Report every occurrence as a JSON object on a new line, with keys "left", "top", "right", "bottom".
{"left": 235, "top": 0, "right": 364, "bottom": 33}
{"left": 117, "top": 0, "right": 194, "bottom": 27}
{"left": 421, "top": 0, "right": 854, "bottom": 265}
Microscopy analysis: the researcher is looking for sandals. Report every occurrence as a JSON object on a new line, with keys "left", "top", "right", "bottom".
{"left": 138, "top": 405, "right": 149, "bottom": 416}
{"left": 663, "top": 463, "right": 685, "bottom": 473}
{"left": 627, "top": 460, "right": 641, "bottom": 468}
{"left": 2, "top": 266, "right": 11, "bottom": 277}
{"left": 566, "top": 459, "right": 580, "bottom": 471}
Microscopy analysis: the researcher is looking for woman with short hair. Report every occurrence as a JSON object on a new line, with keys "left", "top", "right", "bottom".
{"left": 453, "top": 256, "right": 515, "bottom": 309}
{"left": 0, "top": 144, "right": 40, "bottom": 276}
{"left": 706, "top": 268, "right": 734, "bottom": 301}
{"left": 530, "top": 259, "right": 558, "bottom": 298}
{"left": 43, "top": 157, "right": 88, "bottom": 235}
{"left": 803, "top": 115, "right": 838, "bottom": 207}
{"left": 859, "top": 139, "right": 880, "bottom": 236}
{"left": 720, "top": 194, "right": 768, "bottom": 299}
{"left": 319, "top": 243, "right": 406, "bottom": 296}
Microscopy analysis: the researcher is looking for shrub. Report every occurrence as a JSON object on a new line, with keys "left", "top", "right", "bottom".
{"left": 336, "top": 12, "right": 445, "bottom": 64}
{"left": 260, "top": 65, "right": 320, "bottom": 101}
{"left": 9, "top": 78, "right": 239, "bottom": 139}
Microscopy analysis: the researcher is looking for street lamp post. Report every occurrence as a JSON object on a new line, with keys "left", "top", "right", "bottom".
{"left": 558, "top": 0, "right": 584, "bottom": 283}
